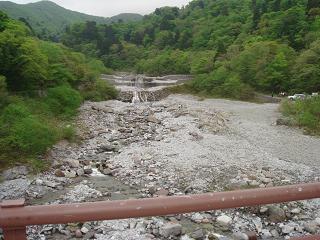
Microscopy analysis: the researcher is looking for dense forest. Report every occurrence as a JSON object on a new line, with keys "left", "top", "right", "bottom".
{"left": 0, "top": 11, "right": 117, "bottom": 169}
{"left": 62, "top": 0, "right": 320, "bottom": 99}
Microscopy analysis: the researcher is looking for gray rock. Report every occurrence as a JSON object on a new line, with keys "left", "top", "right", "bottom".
{"left": 147, "top": 115, "right": 161, "bottom": 124}
{"left": 291, "top": 208, "right": 301, "bottom": 214}
{"left": 268, "top": 206, "right": 286, "bottom": 223}
{"left": 281, "top": 224, "right": 294, "bottom": 234}
{"left": 155, "top": 189, "right": 169, "bottom": 196}
{"left": 191, "top": 213, "right": 204, "bottom": 222}
{"left": 75, "top": 229, "right": 82, "bottom": 238}
{"left": 304, "top": 221, "right": 318, "bottom": 234}
{"left": 249, "top": 180, "right": 260, "bottom": 187}
{"left": 81, "top": 226, "right": 89, "bottom": 234}
{"left": 43, "top": 180, "right": 60, "bottom": 188}
{"left": 84, "top": 167, "right": 93, "bottom": 175}
{"left": 228, "top": 179, "right": 248, "bottom": 190}
{"left": 232, "top": 232, "right": 249, "bottom": 240}
{"left": 261, "top": 229, "right": 272, "bottom": 239}
{"left": 190, "top": 229, "right": 205, "bottom": 240}
{"left": 83, "top": 231, "right": 95, "bottom": 240}
{"left": 181, "top": 235, "right": 194, "bottom": 240}
{"left": 64, "top": 170, "right": 77, "bottom": 178}
{"left": 276, "top": 118, "right": 291, "bottom": 126}
{"left": 76, "top": 168, "right": 85, "bottom": 176}
{"left": 261, "top": 177, "right": 272, "bottom": 184}
{"left": 54, "top": 169, "right": 65, "bottom": 177}
{"left": 99, "top": 144, "right": 119, "bottom": 152}
{"left": 260, "top": 206, "right": 269, "bottom": 214}
{"left": 2, "top": 166, "right": 28, "bottom": 180}
{"left": 26, "top": 185, "right": 49, "bottom": 199}
{"left": 189, "top": 132, "right": 204, "bottom": 141}
{"left": 148, "top": 186, "right": 157, "bottom": 195}
{"left": 216, "top": 215, "right": 232, "bottom": 226}
{"left": 103, "top": 168, "right": 112, "bottom": 175}
{"left": 253, "top": 218, "right": 263, "bottom": 233}
{"left": 159, "top": 222, "right": 182, "bottom": 238}
{"left": 0, "top": 179, "right": 31, "bottom": 200}
{"left": 67, "top": 159, "right": 80, "bottom": 168}
{"left": 270, "top": 229, "right": 280, "bottom": 238}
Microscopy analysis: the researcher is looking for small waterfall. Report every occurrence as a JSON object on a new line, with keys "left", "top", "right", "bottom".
{"left": 132, "top": 75, "right": 148, "bottom": 104}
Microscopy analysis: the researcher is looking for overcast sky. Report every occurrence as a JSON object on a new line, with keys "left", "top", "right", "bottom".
{"left": 7, "top": 0, "right": 192, "bottom": 17}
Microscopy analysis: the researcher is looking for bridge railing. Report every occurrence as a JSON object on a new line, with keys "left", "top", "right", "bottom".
{"left": 1, "top": 182, "right": 320, "bottom": 240}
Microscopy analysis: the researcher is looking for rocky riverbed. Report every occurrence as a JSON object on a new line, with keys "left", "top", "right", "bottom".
{"left": 1, "top": 94, "right": 320, "bottom": 240}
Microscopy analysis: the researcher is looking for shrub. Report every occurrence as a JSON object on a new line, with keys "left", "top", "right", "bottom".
{"left": 60, "top": 124, "right": 76, "bottom": 142}
{"left": 81, "top": 79, "right": 118, "bottom": 101}
{"left": 189, "top": 67, "right": 255, "bottom": 101}
{"left": 0, "top": 101, "right": 31, "bottom": 123}
{"left": 45, "top": 86, "right": 82, "bottom": 118}
{"left": 281, "top": 97, "right": 320, "bottom": 135}
{"left": 0, "top": 102, "right": 58, "bottom": 166}
{"left": 4, "top": 116, "right": 58, "bottom": 154}
{"left": 219, "top": 76, "right": 255, "bottom": 100}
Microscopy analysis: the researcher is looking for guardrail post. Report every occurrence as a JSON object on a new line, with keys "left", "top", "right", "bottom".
{"left": 290, "top": 235, "right": 320, "bottom": 240}
{"left": 3, "top": 227, "right": 27, "bottom": 240}
{"left": 1, "top": 199, "right": 27, "bottom": 240}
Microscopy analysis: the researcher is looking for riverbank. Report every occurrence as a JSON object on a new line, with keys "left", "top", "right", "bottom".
{"left": 1, "top": 94, "right": 320, "bottom": 239}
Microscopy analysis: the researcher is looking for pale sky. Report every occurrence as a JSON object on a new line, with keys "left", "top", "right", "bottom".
{"left": 7, "top": 0, "right": 192, "bottom": 17}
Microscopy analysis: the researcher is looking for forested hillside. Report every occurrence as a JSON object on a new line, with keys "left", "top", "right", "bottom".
{"left": 62, "top": 0, "right": 320, "bottom": 99}
{"left": 0, "top": 1, "right": 143, "bottom": 40}
{"left": 0, "top": 11, "right": 117, "bottom": 169}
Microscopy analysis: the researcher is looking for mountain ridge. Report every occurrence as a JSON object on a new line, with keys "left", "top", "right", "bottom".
{"left": 0, "top": 0, "right": 143, "bottom": 39}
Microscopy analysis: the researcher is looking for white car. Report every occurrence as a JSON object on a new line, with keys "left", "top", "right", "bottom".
{"left": 288, "top": 94, "right": 306, "bottom": 101}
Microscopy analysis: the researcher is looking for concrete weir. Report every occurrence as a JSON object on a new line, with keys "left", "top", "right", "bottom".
{"left": 101, "top": 73, "right": 192, "bottom": 102}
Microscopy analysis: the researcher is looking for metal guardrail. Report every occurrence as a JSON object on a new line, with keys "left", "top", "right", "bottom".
{"left": 1, "top": 182, "right": 320, "bottom": 240}
{"left": 290, "top": 236, "right": 320, "bottom": 240}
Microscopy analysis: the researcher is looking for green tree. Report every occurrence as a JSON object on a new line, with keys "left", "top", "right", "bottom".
{"left": 0, "top": 75, "right": 8, "bottom": 108}
{"left": 291, "top": 40, "right": 320, "bottom": 92}
{"left": 263, "top": 52, "right": 290, "bottom": 92}
{"left": 154, "top": 31, "right": 175, "bottom": 49}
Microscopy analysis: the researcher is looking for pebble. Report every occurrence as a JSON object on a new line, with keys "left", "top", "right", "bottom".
{"left": 159, "top": 222, "right": 182, "bottom": 238}
{"left": 267, "top": 206, "right": 286, "bottom": 223}
{"left": 291, "top": 208, "right": 301, "bottom": 214}
{"left": 216, "top": 215, "right": 232, "bottom": 226}
{"left": 81, "top": 226, "right": 89, "bottom": 234}
{"left": 232, "top": 232, "right": 249, "bottom": 240}
{"left": 281, "top": 224, "right": 295, "bottom": 234}
{"left": 154, "top": 189, "right": 169, "bottom": 196}
{"left": 75, "top": 229, "right": 82, "bottom": 238}
{"left": 304, "top": 221, "right": 318, "bottom": 234}
{"left": 260, "top": 206, "right": 269, "bottom": 214}
{"left": 64, "top": 170, "right": 77, "bottom": 178}
{"left": 190, "top": 228, "right": 205, "bottom": 240}
{"left": 54, "top": 169, "right": 65, "bottom": 177}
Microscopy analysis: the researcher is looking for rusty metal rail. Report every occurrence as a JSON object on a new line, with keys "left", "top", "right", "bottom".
{"left": 290, "top": 236, "right": 320, "bottom": 240}
{"left": 1, "top": 182, "right": 320, "bottom": 240}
